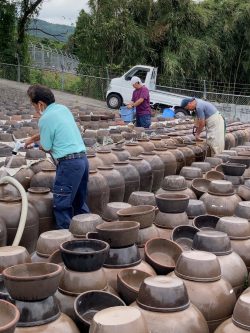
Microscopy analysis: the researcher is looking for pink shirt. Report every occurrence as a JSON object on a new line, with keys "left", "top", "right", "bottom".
{"left": 132, "top": 86, "right": 151, "bottom": 116}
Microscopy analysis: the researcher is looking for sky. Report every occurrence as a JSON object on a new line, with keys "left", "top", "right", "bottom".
{"left": 38, "top": 0, "right": 89, "bottom": 26}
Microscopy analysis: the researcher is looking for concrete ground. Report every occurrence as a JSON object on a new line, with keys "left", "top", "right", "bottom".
{"left": 0, "top": 79, "right": 108, "bottom": 110}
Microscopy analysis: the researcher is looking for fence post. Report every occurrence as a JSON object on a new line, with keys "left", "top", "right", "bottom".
{"left": 15, "top": 53, "right": 21, "bottom": 82}
{"left": 61, "top": 68, "right": 65, "bottom": 91}
{"left": 203, "top": 80, "right": 207, "bottom": 99}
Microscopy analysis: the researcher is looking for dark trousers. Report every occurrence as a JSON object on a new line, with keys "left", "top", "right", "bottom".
{"left": 136, "top": 114, "right": 151, "bottom": 128}
{"left": 53, "top": 155, "right": 89, "bottom": 229}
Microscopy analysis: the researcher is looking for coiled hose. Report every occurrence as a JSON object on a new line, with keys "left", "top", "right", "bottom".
{"left": 0, "top": 176, "right": 28, "bottom": 246}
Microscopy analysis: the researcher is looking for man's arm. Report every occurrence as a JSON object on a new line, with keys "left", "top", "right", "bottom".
{"left": 195, "top": 118, "right": 206, "bottom": 140}
{"left": 24, "top": 134, "right": 40, "bottom": 148}
{"left": 127, "top": 98, "right": 144, "bottom": 109}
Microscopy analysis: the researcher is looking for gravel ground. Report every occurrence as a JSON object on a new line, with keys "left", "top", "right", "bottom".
{"left": 0, "top": 79, "right": 108, "bottom": 110}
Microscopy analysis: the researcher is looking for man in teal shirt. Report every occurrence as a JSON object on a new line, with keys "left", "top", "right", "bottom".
{"left": 25, "top": 84, "right": 89, "bottom": 229}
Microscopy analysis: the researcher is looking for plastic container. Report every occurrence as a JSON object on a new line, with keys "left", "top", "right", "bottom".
{"left": 119, "top": 106, "right": 136, "bottom": 122}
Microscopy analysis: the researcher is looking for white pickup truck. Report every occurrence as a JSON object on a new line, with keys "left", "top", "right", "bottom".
{"left": 106, "top": 65, "right": 189, "bottom": 117}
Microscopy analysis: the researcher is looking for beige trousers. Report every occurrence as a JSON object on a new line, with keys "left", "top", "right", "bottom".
{"left": 205, "top": 112, "right": 225, "bottom": 156}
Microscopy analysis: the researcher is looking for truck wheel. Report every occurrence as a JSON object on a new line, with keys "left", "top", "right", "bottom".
{"left": 107, "top": 93, "right": 122, "bottom": 109}
{"left": 175, "top": 108, "right": 190, "bottom": 118}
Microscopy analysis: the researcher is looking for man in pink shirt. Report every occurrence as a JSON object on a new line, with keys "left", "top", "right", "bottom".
{"left": 127, "top": 76, "right": 151, "bottom": 128}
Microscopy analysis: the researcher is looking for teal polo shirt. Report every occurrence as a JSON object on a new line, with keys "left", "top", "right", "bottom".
{"left": 38, "top": 103, "right": 86, "bottom": 159}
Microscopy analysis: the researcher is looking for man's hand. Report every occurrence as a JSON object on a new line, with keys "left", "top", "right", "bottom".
{"left": 195, "top": 134, "right": 203, "bottom": 142}
{"left": 24, "top": 137, "right": 34, "bottom": 148}
{"left": 127, "top": 104, "right": 133, "bottom": 109}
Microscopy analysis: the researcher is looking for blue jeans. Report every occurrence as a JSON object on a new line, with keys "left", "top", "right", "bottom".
{"left": 136, "top": 114, "right": 151, "bottom": 128}
{"left": 53, "top": 155, "right": 89, "bottom": 229}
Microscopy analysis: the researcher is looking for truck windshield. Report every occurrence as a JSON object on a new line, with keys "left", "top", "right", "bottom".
{"left": 125, "top": 68, "right": 149, "bottom": 83}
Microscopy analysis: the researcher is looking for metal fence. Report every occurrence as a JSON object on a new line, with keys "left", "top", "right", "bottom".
{"left": 28, "top": 42, "right": 79, "bottom": 74}
{"left": 1, "top": 59, "right": 250, "bottom": 121}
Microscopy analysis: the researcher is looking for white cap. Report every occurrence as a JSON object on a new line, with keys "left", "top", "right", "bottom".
{"left": 130, "top": 76, "right": 142, "bottom": 86}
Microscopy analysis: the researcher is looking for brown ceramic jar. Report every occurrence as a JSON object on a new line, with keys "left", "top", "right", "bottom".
{"left": 137, "top": 139, "right": 155, "bottom": 152}
{"left": 128, "top": 157, "right": 153, "bottom": 192}
{"left": 87, "top": 153, "right": 104, "bottom": 170}
{"left": 0, "top": 182, "right": 20, "bottom": 198}
{"left": 139, "top": 152, "right": 164, "bottom": 192}
{"left": 27, "top": 187, "right": 55, "bottom": 235}
{"left": 113, "top": 161, "right": 140, "bottom": 202}
{"left": 30, "top": 167, "right": 56, "bottom": 190}
{"left": 176, "top": 144, "right": 196, "bottom": 166}
{"left": 0, "top": 197, "right": 39, "bottom": 253}
{"left": 96, "top": 150, "right": 119, "bottom": 166}
{"left": 166, "top": 146, "right": 185, "bottom": 174}
{"left": 153, "top": 148, "right": 177, "bottom": 176}
{"left": 170, "top": 251, "right": 236, "bottom": 332}
{"left": 0, "top": 218, "right": 7, "bottom": 247}
{"left": 97, "top": 166, "right": 125, "bottom": 202}
{"left": 131, "top": 276, "right": 209, "bottom": 333}
{"left": 124, "top": 143, "right": 145, "bottom": 157}
{"left": 87, "top": 170, "right": 110, "bottom": 215}
{"left": 13, "top": 168, "right": 34, "bottom": 191}
{"left": 111, "top": 147, "right": 131, "bottom": 161}
{"left": 29, "top": 160, "right": 55, "bottom": 174}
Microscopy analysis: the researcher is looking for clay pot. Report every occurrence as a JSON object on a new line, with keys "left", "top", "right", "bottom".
{"left": 155, "top": 193, "right": 189, "bottom": 213}
{"left": 137, "top": 139, "right": 155, "bottom": 152}
{"left": 113, "top": 162, "right": 140, "bottom": 202}
{"left": 96, "top": 221, "right": 140, "bottom": 248}
{"left": 235, "top": 201, "right": 250, "bottom": 220}
{"left": 172, "top": 251, "right": 236, "bottom": 332}
{"left": 137, "top": 225, "right": 160, "bottom": 247}
{"left": 205, "top": 157, "right": 223, "bottom": 168}
{"left": 0, "top": 197, "right": 39, "bottom": 253}
{"left": 221, "top": 163, "right": 247, "bottom": 176}
{"left": 74, "top": 291, "right": 126, "bottom": 332}
{"left": 191, "top": 178, "right": 210, "bottom": 199}
{"left": 128, "top": 157, "right": 153, "bottom": 192}
{"left": 193, "top": 214, "right": 220, "bottom": 230}
{"left": 139, "top": 152, "right": 164, "bottom": 192}
{"left": 0, "top": 182, "right": 20, "bottom": 198}
{"left": 29, "top": 160, "right": 55, "bottom": 174}
{"left": 131, "top": 275, "right": 209, "bottom": 333}
{"left": 3, "top": 263, "right": 63, "bottom": 301}
{"left": 96, "top": 150, "right": 119, "bottom": 166}
{"left": 145, "top": 238, "right": 182, "bottom": 274}
{"left": 191, "top": 162, "right": 212, "bottom": 173}
{"left": 192, "top": 230, "right": 248, "bottom": 297}
{"left": 97, "top": 166, "right": 125, "bottom": 202}
{"left": 60, "top": 239, "right": 109, "bottom": 272}
{"left": 25, "top": 148, "right": 46, "bottom": 160}
{"left": 180, "top": 166, "right": 203, "bottom": 180}
{"left": 87, "top": 154, "right": 104, "bottom": 170}
{"left": 30, "top": 167, "right": 56, "bottom": 190}
{"left": 124, "top": 143, "right": 144, "bottom": 157}
{"left": 0, "top": 218, "right": 7, "bottom": 247}
{"left": 153, "top": 148, "right": 177, "bottom": 176}
{"left": 111, "top": 147, "right": 131, "bottom": 161}
{"left": 4, "top": 156, "right": 26, "bottom": 168}
{"left": 171, "top": 225, "right": 199, "bottom": 251}
{"left": 161, "top": 175, "right": 187, "bottom": 191}
{"left": 205, "top": 170, "right": 225, "bottom": 181}
{"left": 102, "top": 202, "right": 132, "bottom": 222}
{"left": 0, "top": 246, "right": 31, "bottom": 274}
{"left": 200, "top": 181, "right": 241, "bottom": 217}
{"left": 90, "top": 306, "right": 149, "bottom": 333}
{"left": 128, "top": 191, "right": 156, "bottom": 206}
{"left": 87, "top": 170, "right": 110, "bottom": 215}
{"left": 0, "top": 299, "right": 20, "bottom": 333}
{"left": 229, "top": 156, "right": 250, "bottom": 167}
{"left": 104, "top": 244, "right": 141, "bottom": 268}
{"left": 69, "top": 213, "right": 103, "bottom": 237}
{"left": 13, "top": 168, "right": 34, "bottom": 191}
{"left": 154, "top": 211, "right": 189, "bottom": 229}
{"left": 27, "top": 187, "right": 55, "bottom": 235}
{"left": 176, "top": 144, "right": 196, "bottom": 166}
{"left": 216, "top": 216, "right": 250, "bottom": 270}
{"left": 14, "top": 313, "right": 80, "bottom": 333}
{"left": 59, "top": 267, "right": 108, "bottom": 295}
{"left": 237, "top": 185, "right": 250, "bottom": 200}
{"left": 117, "top": 205, "right": 156, "bottom": 229}
{"left": 117, "top": 269, "right": 152, "bottom": 305}
{"left": 167, "top": 146, "right": 185, "bottom": 174}
{"left": 186, "top": 200, "right": 206, "bottom": 219}
{"left": 36, "top": 229, "right": 73, "bottom": 257}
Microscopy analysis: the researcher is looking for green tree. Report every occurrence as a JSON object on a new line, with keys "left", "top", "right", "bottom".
{"left": 0, "top": 1, "right": 16, "bottom": 64}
